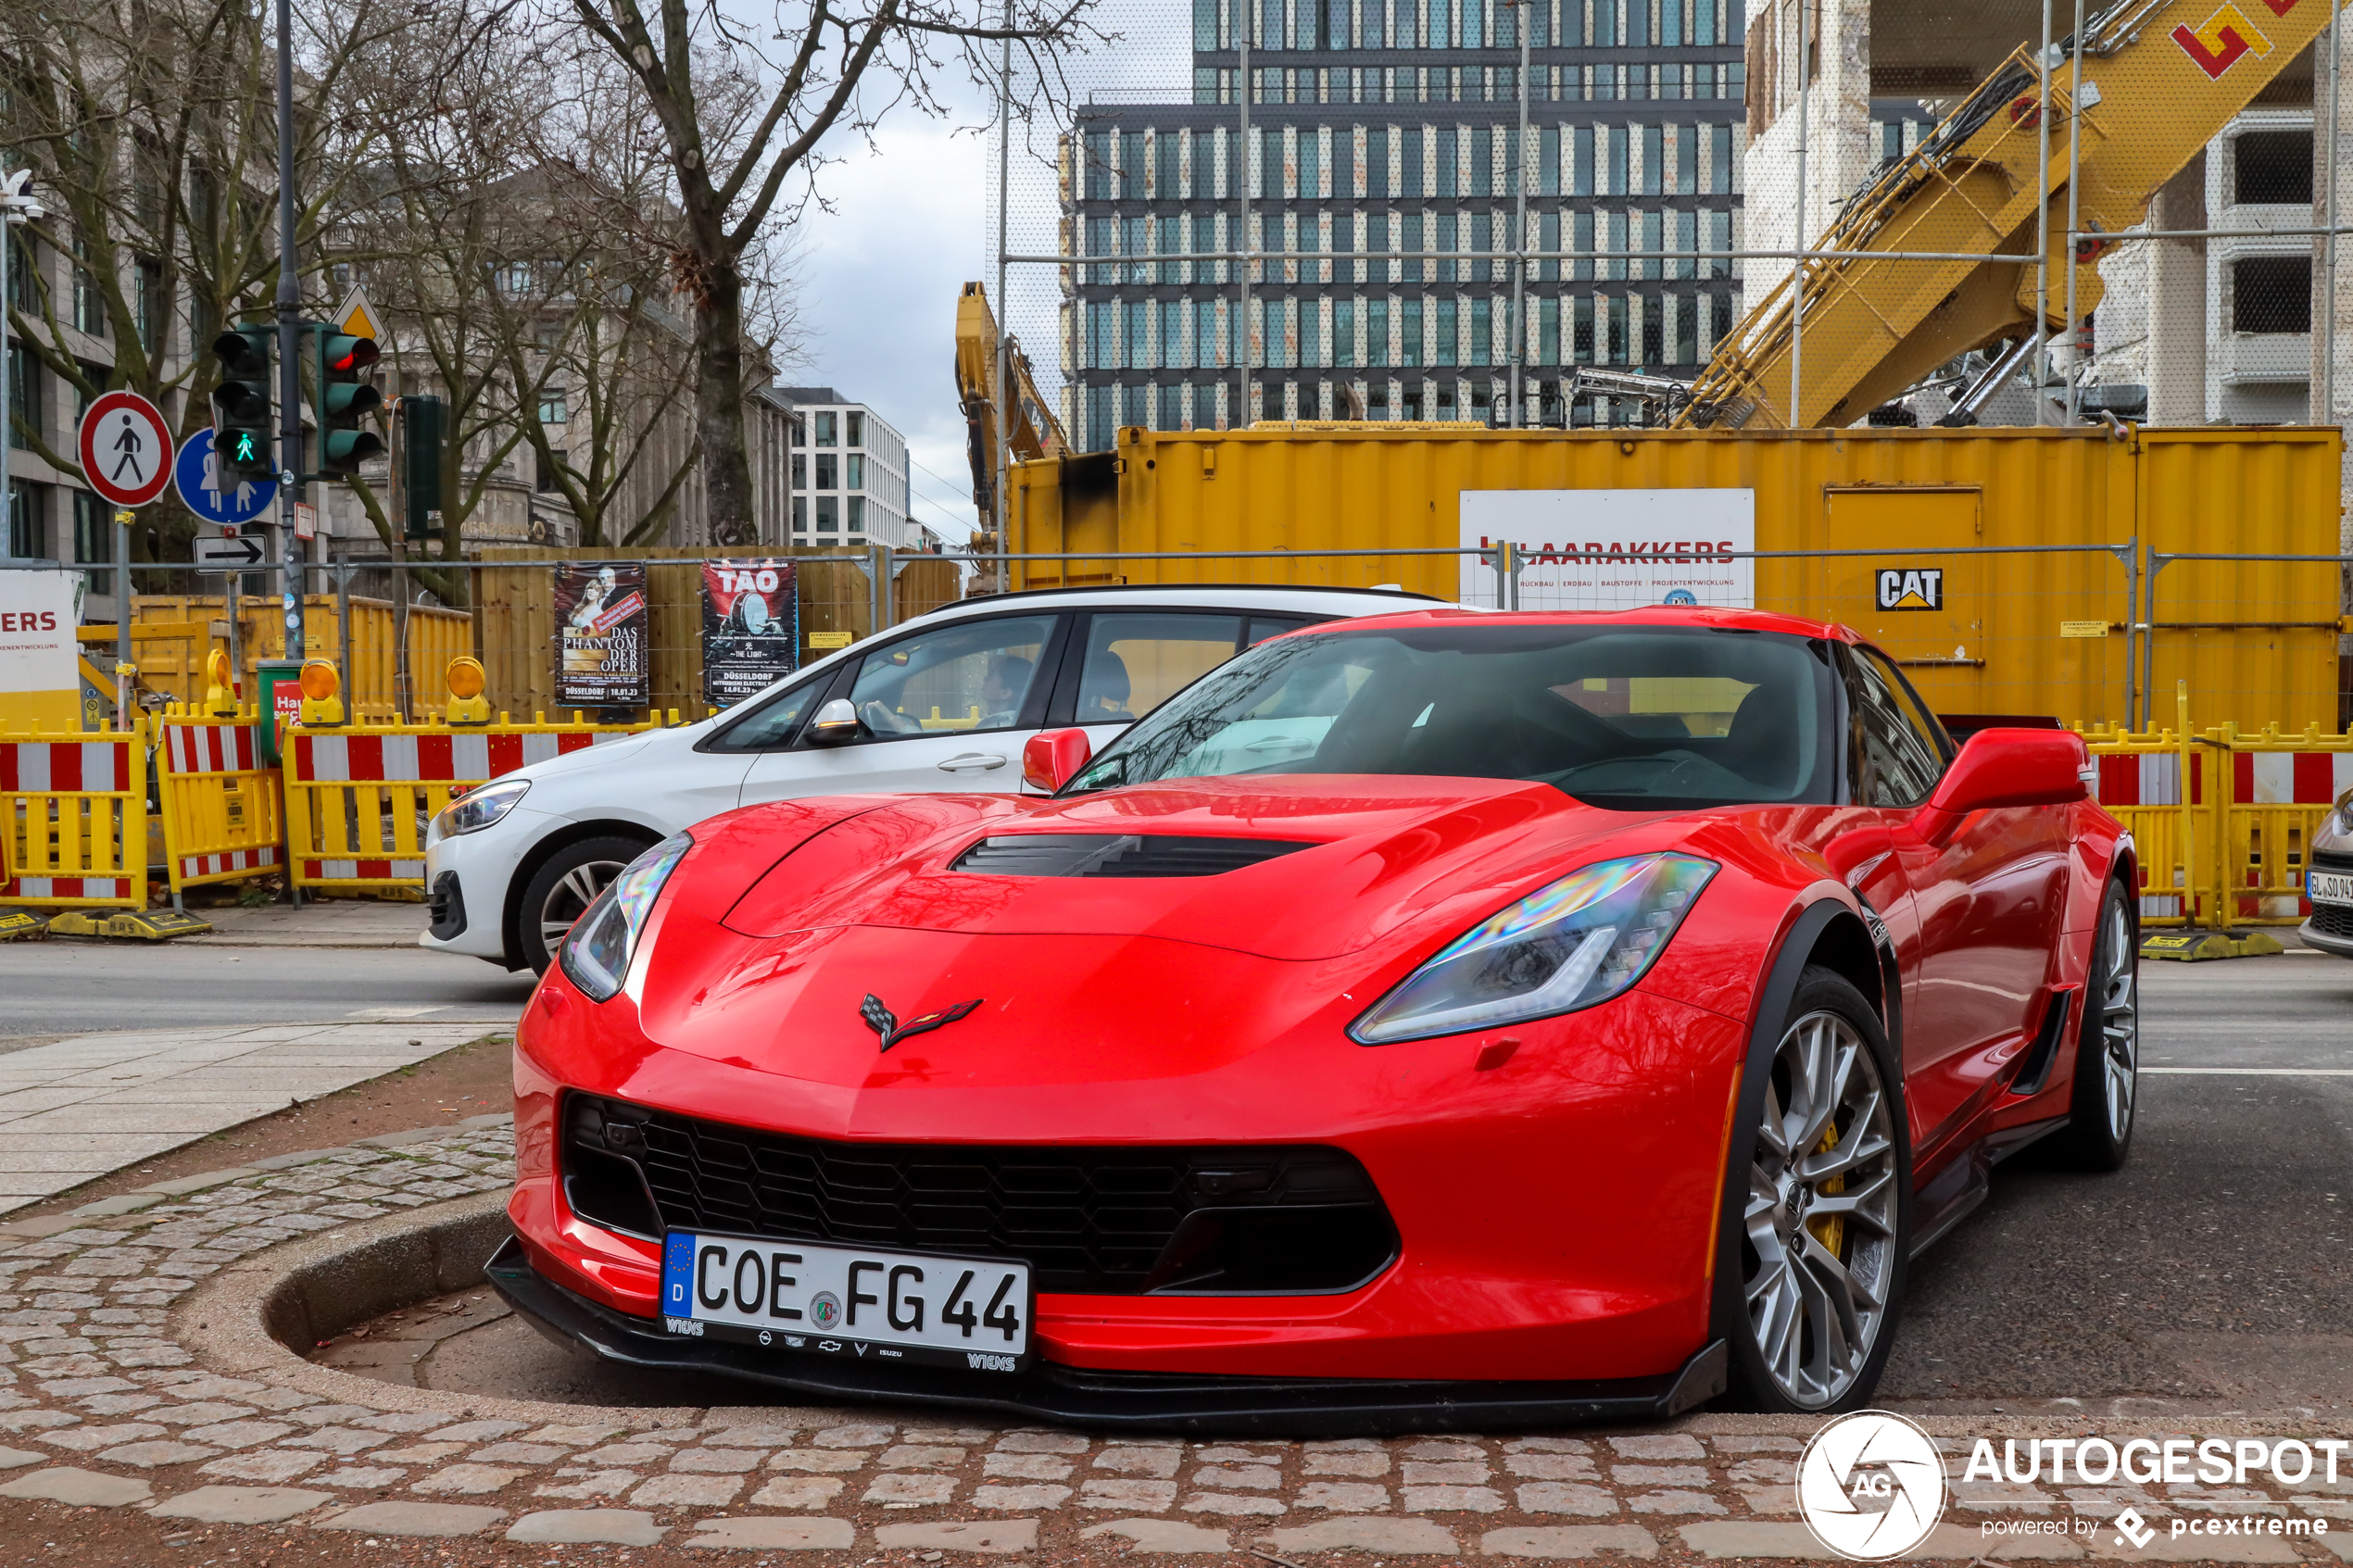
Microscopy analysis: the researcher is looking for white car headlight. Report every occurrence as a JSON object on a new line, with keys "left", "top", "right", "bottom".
{"left": 559, "top": 834, "right": 693, "bottom": 1002}
{"left": 429, "top": 778, "right": 531, "bottom": 843}
{"left": 1351, "top": 853, "right": 1719, "bottom": 1045}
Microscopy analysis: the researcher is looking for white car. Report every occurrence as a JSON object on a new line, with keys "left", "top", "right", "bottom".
{"left": 421, "top": 583, "right": 1437, "bottom": 972}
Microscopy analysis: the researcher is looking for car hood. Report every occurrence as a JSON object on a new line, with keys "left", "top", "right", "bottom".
{"left": 714, "top": 775, "right": 1659, "bottom": 963}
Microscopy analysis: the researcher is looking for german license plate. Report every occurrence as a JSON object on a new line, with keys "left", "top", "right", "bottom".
{"left": 659, "top": 1232, "right": 1031, "bottom": 1372}
{"left": 2309, "top": 871, "right": 2353, "bottom": 907}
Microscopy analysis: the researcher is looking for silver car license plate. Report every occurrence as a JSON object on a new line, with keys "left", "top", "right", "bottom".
{"left": 659, "top": 1231, "right": 1031, "bottom": 1372}
{"left": 2310, "top": 871, "right": 2353, "bottom": 907}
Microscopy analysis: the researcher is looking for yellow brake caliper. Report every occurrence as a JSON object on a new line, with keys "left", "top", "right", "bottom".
{"left": 1806, "top": 1118, "right": 1846, "bottom": 1259}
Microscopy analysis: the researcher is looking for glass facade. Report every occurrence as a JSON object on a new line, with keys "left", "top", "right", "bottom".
{"left": 1063, "top": 0, "right": 1745, "bottom": 445}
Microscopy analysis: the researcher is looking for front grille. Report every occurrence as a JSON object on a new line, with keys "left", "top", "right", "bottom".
{"left": 949, "top": 834, "right": 1314, "bottom": 878}
{"left": 2309, "top": 902, "right": 2353, "bottom": 939}
{"left": 560, "top": 1095, "right": 1397, "bottom": 1296}
{"left": 2311, "top": 848, "right": 2353, "bottom": 874}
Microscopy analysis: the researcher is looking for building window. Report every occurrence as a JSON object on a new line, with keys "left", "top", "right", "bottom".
{"left": 71, "top": 234, "right": 105, "bottom": 337}
{"left": 846, "top": 453, "right": 864, "bottom": 489}
{"left": 1158, "top": 382, "right": 1184, "bottom": 430}
{"left": 792, "top": 495, "right": 807, "bottom": 533}
{"left": 1368, "top": 297, "right": 1389, "bottom": 367}
{"left": 2233, "top": 256, "right": 2311, "bottom": 334}
{"left": 814, "top": 410, "right": 837, "bottom": 447}
{"left": 1472, "top": 295, "right": 1491, "bottom": 366}
{"left": 7, "top": 479, "right": 43, "bottom": 558}
{"left": 134, "top": 258, "right": 164, "bottom": 353}
{"left": 2235, "top": 130, "right": 2314, "bottom": 206}
{"left": 816, "top": 495, "right": 838, "bottom": 532}
{"left": 847, "top": 495, "right": 865, "bottom": 537}
{"left": 1402, "top": 297, "right": 1423, "bottom": 367}
{"left": 8, "top": 343, "right": 35, "bottom": 449}
{"left": 1088, "top": 384, "right": 1114, "bottom": 448}
{"left": 1334, "top": 298, "right": 1355, "bottom": 367}
{"left": 790, "top": 453, "right": 806, "bottom": 489}
{"left": 73, "top": 489, "right": 111, "bottom": 595}
{"left": 538, "top": 391, "right": 568, "bottom": 424}
{"left": 6, "top": 233, "right": 31, "bottom": 313}
{"left": 1435, "top": 296, "right": 1457, "bottom": 366}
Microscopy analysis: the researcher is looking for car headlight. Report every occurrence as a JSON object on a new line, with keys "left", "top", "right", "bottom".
{"left": 428, "top": 778, "right": 530, "bottom": 843}
{"left": 2334, "top": 788, "right": 2353, "bottom": 839}
{"left": 558, "top": 834, "right": 693, "bottom": 1002}
{"left": 1350, "top": 853, "right": 1720, "bottom": 1045}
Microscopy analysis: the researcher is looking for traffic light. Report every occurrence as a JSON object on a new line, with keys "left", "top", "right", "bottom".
{"left": 209, "top": 327, "right": 274, "bottom": 483}
{"left": 389, "top": 394, "right": 444, "bottom": 539}
{"left": 314, "top": 330, "right": 384, "bottom": 477}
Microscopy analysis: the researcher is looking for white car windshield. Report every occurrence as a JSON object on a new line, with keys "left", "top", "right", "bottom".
{"left": 1062, "top": 622, "right": 1838, "bottom": 811}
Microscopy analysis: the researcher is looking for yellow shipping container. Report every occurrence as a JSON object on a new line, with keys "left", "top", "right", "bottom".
{"left": 1007, "top": 424, "right": 2345, "bottom": 733}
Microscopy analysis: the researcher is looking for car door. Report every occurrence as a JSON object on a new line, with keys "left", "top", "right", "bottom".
{"left": 1048, "top": 611, "right": 1314, "bottom": 761}
{"left": 737, "top": 612, "right": 1070, "bottom": 802}
{"left": 1854, "top": 645, "right": 2070, "bottom": 1145}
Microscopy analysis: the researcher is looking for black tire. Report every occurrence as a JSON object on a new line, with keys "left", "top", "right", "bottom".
{"left": 2056, "top": 880, "right": 2139, "bottom": 1172}
{"left": 517, "top": 834, "right": 653, "bottom": 976}
{"left": 1713, "top": 965, "right": 1912, "bottom": 1414}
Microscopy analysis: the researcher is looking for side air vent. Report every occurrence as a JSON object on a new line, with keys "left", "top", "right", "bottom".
{"left": 950, "top": 834, "right": 1315, "bottom": 878}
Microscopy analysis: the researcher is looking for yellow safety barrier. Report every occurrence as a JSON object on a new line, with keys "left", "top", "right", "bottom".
{"left": 155, "top": 705, "right": 285, "bottom": 897}
{"left": 2082, "top": 683, "right": 2353, "bottom": 930}
{"left": 282, "top": 709, "right": 662, "bottom": 896}
{"left": 0, "top": 721, "right": 149, "bottom": 909}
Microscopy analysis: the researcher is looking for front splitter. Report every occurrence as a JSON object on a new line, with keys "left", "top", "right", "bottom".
{"left": 485, "top": 1236, "right": 1727, "bottom": 1436}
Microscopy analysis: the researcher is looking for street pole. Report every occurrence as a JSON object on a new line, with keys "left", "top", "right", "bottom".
{"left": 274, "top": 0, "right": 306, "bottom": 663}
{"left": 1236, "top": 22, "right": 1251, "bottom": 428}
{"left": 2064, "top": 0, "right": 2084, "bottom": 424}
{"left": 2033, "top": 0, "right": 2054, "bottom": 426}
{"left": 1790, "top": 0, "right": 1807, "bottom": 428}
{"left": 993, "top": 0, "right": 1010, "bottom": 588}
{"left": 113, "top": 508, "right": 131, "bottom": 729}
{"left": 1511, "top": 0, "right": 1529, "bottom": 428}
{"left": 1, "top": 198, "right": 10, "bottom": 562}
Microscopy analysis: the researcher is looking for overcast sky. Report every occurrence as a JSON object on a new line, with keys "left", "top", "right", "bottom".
{"left": 778, "top": 5, "right": 1191, "bottom": 546}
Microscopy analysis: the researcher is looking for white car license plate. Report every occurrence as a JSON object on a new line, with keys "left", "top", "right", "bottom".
{"left": 2310, "top": 871, "right": 2353, "bottom": 907}
{"left": 659, "top": 1232, "right": 1031, "bottom": 1372}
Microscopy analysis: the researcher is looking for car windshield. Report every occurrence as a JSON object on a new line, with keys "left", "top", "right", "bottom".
{"left": 1062, "top": 621, "right": 1837, "bottom": 810}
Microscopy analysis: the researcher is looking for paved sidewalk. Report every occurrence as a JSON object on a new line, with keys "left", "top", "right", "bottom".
{"left": 0, "top": 1024, "right": 497, "bottom": 1215}
{"left": 178, "top": 900, "right": 427, "bottom": 949}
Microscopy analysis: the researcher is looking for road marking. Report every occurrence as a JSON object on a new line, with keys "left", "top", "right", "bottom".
{"left": 344, "top": 1006, "right": 449, "bottom": 1020}
{"left": 2144, "top": 1067, "right": 2353, "bottom": 1075}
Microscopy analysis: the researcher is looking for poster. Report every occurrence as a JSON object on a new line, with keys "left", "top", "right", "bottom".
{"left": 553, "top": 561, "right": 650, "bottom": 709}
{"left": 0, "top": 568, "right": 82, "bottom": 731}
{"left": 700, "top": 558, "right": 799, "bottom": 707}
{"left": 1459, "top": 489, "right": 1755, "bottom": 611}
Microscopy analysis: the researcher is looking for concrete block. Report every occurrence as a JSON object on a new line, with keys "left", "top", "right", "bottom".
{"left": 863, "top": 1473, "right": 956, "bottom": 1505}
{"left": 245, "top": 1148, "right": 352, "bottom": 1172}
{"left": 0, "top": 1217, "right": 82, "bottom": 1238}
{"left": 685, "top": 1516, "right": 857, "bottom": 1550}
{"left": 317, "top": 1501, "right": 508, "bottom": 1537}
{"left": 0, "top": 1465, "right": 155, "bottom": 1506}
{"left": 0, "top": 1449, "right": 45, "bottom": 1469}
{"left": 1682, "top": 1522, "right": 1851, "bottom": 1558}
{"left": 992, "top": 1430, "right": 1088, "bottom": 1453}
{"left": 747, "top": 1477, "right": 846, "bottom": 1510}
{"left": 1402, "top": 1484, "right": 1505, "bottom": 1513}
{"left": 1265, "top": 1516, "right": 1460, "bottom": 1554}
{"left": 153, "top": 1486, "right": 335, "bottom": 1524}
{"left": 459, "top": 1113, "right": 514, "bottom": 1128}
{"left": 1080, "top": 1517, "right": 1232, "bottom": 1552}
{"left": 98, "top": 1440, "right": 222, "bottom": 1468}
{"left": 1608, "top": 1435, "right": 1706, "bottom": 1460}
{"left": 1181, "top": 1493, "right": 1287, "bottom": 1515}
{"left": 505, "top": 1509, "right": 666, "bottom": 1545}
{"left": 874, "top": 1519, "right": 1039, "bottom": 1553}
{"left": 1483, "top": 1524, "right": 1661, "bottom": 1559}
{"left": 133, "top": 1168, "right": 259, "bottom": 1196}
{"left": 411, "top": 1462, "right": 528, "bottom": 1495}
{"left": 68, "top": 1195, "right": 163, "bottom": 1218}
{"left": 1081, "top": 1478, "right": 1180, "bottom": 1511}
{"left": 972, "top": 1483, "right": 1071, "bottom": 1511}
{"left": 351, "top": 1128, "right": 444, "bottom": 1149}
{"left": 629, "top": 1472, "right": 745, "bottom": 1508}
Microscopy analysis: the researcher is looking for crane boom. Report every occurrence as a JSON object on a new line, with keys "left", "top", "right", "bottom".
{"left": 955, "top": 282, "right": 1065, "bottom": 536}
{"left": 1677, "top": 0, "right": 2348, "bottom": 430}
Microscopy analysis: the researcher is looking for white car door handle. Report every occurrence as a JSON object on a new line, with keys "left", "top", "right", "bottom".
{"left": 937, "top": 753, "right": 1009, "bottom": 771}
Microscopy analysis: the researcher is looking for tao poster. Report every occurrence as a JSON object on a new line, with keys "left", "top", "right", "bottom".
{"left": 700, "top": 558, "right": 799, "bottom": 707}
{"left": 554, "top": 561, "right": 650, "bottom": 708}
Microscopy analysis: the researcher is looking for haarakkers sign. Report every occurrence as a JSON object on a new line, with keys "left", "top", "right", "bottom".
{"left": 1459, "top": 488, "right": 1755, "bottom": 611}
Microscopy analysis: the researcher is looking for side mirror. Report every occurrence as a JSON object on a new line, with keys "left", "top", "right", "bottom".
{"left": 1023, "top": 728, "right": 1093, "bottom": 792}
{"left": 807, "top": 697, "right": 862, "bottom": 745}
{"left": 1913, "top": 728, "right": 2090, "bottom": 840}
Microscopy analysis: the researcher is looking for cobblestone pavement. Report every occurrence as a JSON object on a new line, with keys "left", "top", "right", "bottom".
{"left": 0, "top": 1022, "right": 496, "bottom": 1213}
{"left": 1, "top": 1124, "right": 2350, "bottom": 1561}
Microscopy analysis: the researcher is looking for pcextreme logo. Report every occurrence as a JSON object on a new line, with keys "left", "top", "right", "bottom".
{"left": 1796, "top": 1411, "right": 1949, "bottom": 1561}
{"left": 2171, "top": 0, "right": 2299, "bottom": 81}
{"left": 1875, "top": 568, "right": 1944, "bottom": 611}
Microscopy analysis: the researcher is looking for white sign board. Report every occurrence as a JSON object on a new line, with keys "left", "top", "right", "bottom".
{"left": 0, "top": 569, "right": 80, "bottom": 696}
{"left": 1460, "top": 489, "right": 1756, "bottom": 611}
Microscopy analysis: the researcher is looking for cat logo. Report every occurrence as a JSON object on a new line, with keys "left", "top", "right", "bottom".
{"left": 1876, "top": 568, "right": 1944, "bottom": 611}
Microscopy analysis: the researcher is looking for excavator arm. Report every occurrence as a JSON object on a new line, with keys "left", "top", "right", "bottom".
{"left": 1678, "top": 0, "right": 2348, "bottom": 430}
{"left": 955, "top": 282, "right": 1065, "bottom": 535}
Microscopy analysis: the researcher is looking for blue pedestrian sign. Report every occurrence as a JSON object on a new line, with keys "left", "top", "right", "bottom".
{"left": 173, "top": 428, "right": 276, "bottom": 526}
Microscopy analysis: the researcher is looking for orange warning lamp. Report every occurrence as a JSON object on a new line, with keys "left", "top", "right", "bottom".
{"left": 203, "top": 646, "right": 238, "bottom": 717}
{"left": 296, "top": 659, "right": 345, "bottom": 727}
{"left": 445, "top": 656, "right": 490, "bottom": 726}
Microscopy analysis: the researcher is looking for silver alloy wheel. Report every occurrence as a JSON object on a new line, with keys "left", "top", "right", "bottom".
{"left": 1743, "top": 1009, "right": 1900, "bottom": 1409}
{"left": 2099, "top": 898, "right": 2139, "bottom": 1142}
{"left": 540, "top": 859, "right": 626, "bottom": 952}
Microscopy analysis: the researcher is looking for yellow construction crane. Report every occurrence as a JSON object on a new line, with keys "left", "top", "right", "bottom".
{"left": 954, "top": 282, "right": 1065, "bottom": 554}
{"left": 1676, "top": 0, "right": 2347, "bottom": 430}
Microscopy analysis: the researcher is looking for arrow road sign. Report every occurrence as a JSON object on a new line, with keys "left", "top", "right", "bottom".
{"left": 193, "top": 533, "right": 267, "bottom": 573}
{"left": 173, "top": 429, "right": 276, "bottom": 527}
{"left": 77, "top": 390, "right": 173, "bottom": 508}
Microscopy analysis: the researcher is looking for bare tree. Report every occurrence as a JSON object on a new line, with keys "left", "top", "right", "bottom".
{"left": 558, "top": 0, "right": 1101, "bottom": 545}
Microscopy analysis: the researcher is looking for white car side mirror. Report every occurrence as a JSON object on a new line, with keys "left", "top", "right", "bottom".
{"left": 808, "top": 697, "right": 861, "bottom": 744}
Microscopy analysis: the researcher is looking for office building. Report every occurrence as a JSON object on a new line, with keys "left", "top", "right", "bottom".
{"left": 780, "top": 387, "right": 914, "bottom": 549}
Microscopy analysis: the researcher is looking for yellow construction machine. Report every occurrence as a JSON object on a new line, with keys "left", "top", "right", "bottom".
{"left": 954, "top": 282, "right": 1065, "bottom": 570}
{"left": 1678, "top": 0, "right": 2347, "bottom": 430}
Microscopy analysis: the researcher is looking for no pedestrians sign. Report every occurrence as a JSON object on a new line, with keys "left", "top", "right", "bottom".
{"left": 77, "top": 391, "right": 173, "bottom": 508}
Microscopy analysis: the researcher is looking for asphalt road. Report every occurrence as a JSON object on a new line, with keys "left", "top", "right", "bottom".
{"left": 0, "top": 941, "right": 534, "bottom": 1037}
{"left": 295, "top": 939, "right": 2353, "bottom": 1416}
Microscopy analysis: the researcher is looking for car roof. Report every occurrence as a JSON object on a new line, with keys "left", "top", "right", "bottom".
{"left": 1273, "top": 604, "right": 1863, "bottom": 641}
{"left": 929, "top": 583, "right": 1445, "bottom": 609}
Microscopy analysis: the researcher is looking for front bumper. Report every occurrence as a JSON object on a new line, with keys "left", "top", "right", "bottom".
{"left": 485, "top": 1234, "right": 1727, "bottom": 1435}
{"left": 421, "top": 811, "right": 546, "bottom": 964}
{"left": 2298, "top": 913, "right": 2353, "bottom": 958}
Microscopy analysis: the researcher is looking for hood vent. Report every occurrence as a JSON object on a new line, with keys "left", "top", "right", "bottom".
{"left": 950, "top": 834, "right": 1315, "bottom": 878}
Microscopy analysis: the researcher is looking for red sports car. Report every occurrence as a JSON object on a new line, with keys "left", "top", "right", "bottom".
{"left": 488, "top": 606, "right": 2136, "bottom": 1430}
